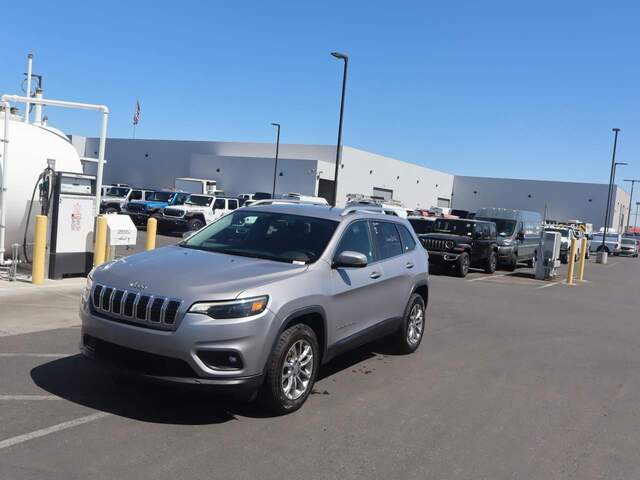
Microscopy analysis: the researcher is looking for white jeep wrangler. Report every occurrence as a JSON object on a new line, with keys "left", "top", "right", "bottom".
{"left": 156, "top": 195, "right": 239, "bottom": 232}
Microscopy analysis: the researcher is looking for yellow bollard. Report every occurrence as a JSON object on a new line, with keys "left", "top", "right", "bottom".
{"left": 566, "top": 237, "right": 577, "bottom": 285}
{"left": 146, "top": 217, "right": 157, "bottom": 250}
{"left": 93, "top": 216, "right": 108, "bottom": 267}
{"left": 31, "top": 215, "right": 48, "bottom": 285}
{"left": 577, "top": 237, "right": 588, "bottom": 281}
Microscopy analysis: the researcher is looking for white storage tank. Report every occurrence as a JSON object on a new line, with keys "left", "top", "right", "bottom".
{"left": 0, "top": 113, "right": 83, "bottom": 256}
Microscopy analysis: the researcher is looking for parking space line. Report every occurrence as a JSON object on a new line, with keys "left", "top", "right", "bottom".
{"left": 467, "top": 274, "right": 506, "bottom": 282}
{"left": 536, "top": 281, "right": 561, "bottom": 289}
{"left": 0, "top": 395, "right": 62, "bottom": 401}
{"left": 0, "top": 412, "right": 110, "bottom": 451}
{"left": 0, "top": 353, "right": 69, "bottom": 358}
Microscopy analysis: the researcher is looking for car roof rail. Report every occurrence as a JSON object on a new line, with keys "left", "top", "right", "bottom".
{"left": 246, "top": 199, "right": 330, "bottom": 207}
{"left": 340, "top": 205, "right": 396, "bottom": 217}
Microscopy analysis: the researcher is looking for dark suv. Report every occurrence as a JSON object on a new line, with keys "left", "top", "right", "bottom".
{"left": 418, "top": 218, "right": 498, "bottom": 277}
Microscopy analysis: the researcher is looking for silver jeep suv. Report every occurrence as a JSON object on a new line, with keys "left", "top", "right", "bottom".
{"left": 80, "top": 202, "right": 429, "bottom": 414}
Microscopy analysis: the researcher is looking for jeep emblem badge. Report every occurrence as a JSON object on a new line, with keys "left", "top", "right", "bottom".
{"left": 129, "top": 281, "right": 148, "bottom": 290}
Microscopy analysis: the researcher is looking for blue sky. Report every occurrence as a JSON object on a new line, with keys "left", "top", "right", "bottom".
{"left": 1, "top": 1, "right": 639, "bottom": 187}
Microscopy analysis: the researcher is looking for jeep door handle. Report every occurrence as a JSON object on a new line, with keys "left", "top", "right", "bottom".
{"left": 405, "top": 262, "right": 414, "bottom": 269}
{"left": 370, "top": 271, "right": 382, "bottom": 279}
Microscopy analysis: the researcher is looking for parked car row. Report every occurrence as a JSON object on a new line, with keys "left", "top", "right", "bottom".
{"left": 407, "top": 208, "right": 542, "bottom": 277}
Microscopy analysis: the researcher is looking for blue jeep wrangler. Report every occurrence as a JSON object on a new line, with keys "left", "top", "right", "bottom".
{"left": 123, "top": 191, "right": 190, "bottom": 226}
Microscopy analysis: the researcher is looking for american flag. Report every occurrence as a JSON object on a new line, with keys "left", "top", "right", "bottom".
{"left": 133, "top": 100, "right": 140, "bottom": 126}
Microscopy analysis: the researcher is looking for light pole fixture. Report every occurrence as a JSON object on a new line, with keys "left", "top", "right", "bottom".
{"left": 271, "top": 123, "right": 280, "bottom": 199}
{"left": 601, "top": 129, "right": 621, "bottom": 252}
{"left": 330, "top": 51, "right": 348, "bottom": 207}
{"left": 623, "top": 179, "right": 640, "bottom": 233}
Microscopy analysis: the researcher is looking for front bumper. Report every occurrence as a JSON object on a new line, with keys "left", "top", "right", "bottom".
{"left": 497, "top": 245, "right": 515, "bottom": 263}
{"left": 123, "top": 211, "right": 151, "bottom": 225}
{"left": 156, "top": 216, "right": 189, "bottom": 231}
{"left": 79, "top": 303, "right": 278, "bottom": 391}
{"left": 427, "top": 250, "right": 460, "bottom": 264}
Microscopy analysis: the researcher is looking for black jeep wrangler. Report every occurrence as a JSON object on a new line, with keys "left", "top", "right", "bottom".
{"left": 418, "top": 218, "right": 498, "bottom": 277}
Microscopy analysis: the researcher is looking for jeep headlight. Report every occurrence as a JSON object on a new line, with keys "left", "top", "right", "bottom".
{"left": 445, "top": 241, "right": 454, "bottom": 249}
{"left": 188, "top": 296, "right": 269, "bottom": 319}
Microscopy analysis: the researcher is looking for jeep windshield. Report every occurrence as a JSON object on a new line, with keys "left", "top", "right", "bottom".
{"left": 182, "top": 211, "right": 338, "bottom": 264}
{"left": 433, "top": 219, "right": 474, "bottom": 236}
{"left": 185, "top": 195, "right": 213, "bottom": 206}
{"left": 104, "top": 187, "right": 129, "bottom": 198}
{"left": 146, "top": 191, "right": 173, "bottom": 202}
{"left": 476, "top": 217, "right": 516, "bottom": 236}
{"left": 408, "top": 218, "right": 434, "bottom": 234}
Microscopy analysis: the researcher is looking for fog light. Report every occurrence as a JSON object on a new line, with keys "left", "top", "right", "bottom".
{"left": 197, "top": 350, "right": 243, "bottom": 370}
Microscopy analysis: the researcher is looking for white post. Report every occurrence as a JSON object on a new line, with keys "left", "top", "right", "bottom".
{"left": 0, "top": 102, "right": 11, "bottom": 263}
{"left": 23, "top": 54, "right": 33, "bottom": 124}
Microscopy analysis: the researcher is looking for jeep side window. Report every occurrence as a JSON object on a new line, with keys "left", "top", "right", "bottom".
{"left": 481, "top": 223, "right": 490, "bottom": 238}
{"left": 175, "top": 193, "right": 189, "bottom": 205}
{"left": 372, "top": 221, "right": 403, "bottom": 260}
{"left": 397, "top": 224, "right": 416, "bottom": 252}
{"left": 335, "top": 221, "right": 374, "bottom": 262}
{"left": 229, "top": 199, "right": 239, "bottom": 210}
{"left": 213, "top": 199, "right": 226, "bottom": 210}
{"left": 130, "top": 190, "right": 142, "bottom": 200}
{"left": 474, "top": 223, "right": 483, "bottom": 238}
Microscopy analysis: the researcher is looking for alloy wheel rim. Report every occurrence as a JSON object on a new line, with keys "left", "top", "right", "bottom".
{"left": 281, "top": 340, "right": 314, "bottom": 400}
{"left": 407, "top": 303, "right": 424, "bottom": 345}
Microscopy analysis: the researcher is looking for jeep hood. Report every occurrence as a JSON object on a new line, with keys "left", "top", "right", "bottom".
{"left": 93, "top": 245, "right": 308, "bottom": 301}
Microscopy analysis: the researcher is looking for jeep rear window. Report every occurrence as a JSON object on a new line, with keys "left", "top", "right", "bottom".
{"left": 182, "top": 211, "right": 338, "bottom": 264}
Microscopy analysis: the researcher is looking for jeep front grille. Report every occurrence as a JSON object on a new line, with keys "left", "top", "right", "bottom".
{"left": 424, "top": 238, "right": 447, "bottom": 251}
{"left": 163, "top": 208, "right": 185, "bottom": 218}
{"left": 91, "top": 284, "right": 182, "bottom": 331}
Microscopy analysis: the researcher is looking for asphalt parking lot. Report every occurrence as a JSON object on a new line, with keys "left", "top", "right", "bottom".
{"left": 1, "top": 245, "right": 639, "bottom": 479}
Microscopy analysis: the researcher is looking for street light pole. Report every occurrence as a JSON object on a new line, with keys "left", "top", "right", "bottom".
{"left": 609, "top": 161, "right": 628, "bottom": 234}
{"left": 635, "top": 202, "right": 640, "bottom": 231}
{"left": 623, "top": 179, "right": 640, "bottom": 234}
{"left": 330, "top": 51, "right": 348, "bottom": 207}
{"left": 271, "top": 123, "right": 280, "bottom": 199}
{"left": 602, "top": 129, "right": 620, "bottom": 251}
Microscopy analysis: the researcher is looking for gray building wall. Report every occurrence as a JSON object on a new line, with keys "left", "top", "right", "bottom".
{"left": 452, "top": 176, "right": 631, "bottom": 231}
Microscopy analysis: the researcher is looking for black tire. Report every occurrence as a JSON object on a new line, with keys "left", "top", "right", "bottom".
{"left": 455, "top": 252, "right": 470, "bottom": 277}
{"left": 484, "top": 250, "right": 497, "bottom": 274}
{"left": 526, "top": 252, "right": 537, "bottom": 269}
{"left": 560, "top": 254, "right": 568, "bottom": 264}
{"left": 187, "top": 218, "right": 205, "bottom": 232}
{"left": 596, "top": 245, "right": 609, "bottom": 254}
{"left": 394, "top": 293, "right": 426, "bottom": 354}
{"left": 505, "top": 252, "right": 518, "bottom": 271}
{"left": 260, "top": 324, "right": 320, "bottom": 415}
{"left": 104, "top": 206, "right": 119, "bottom": 215}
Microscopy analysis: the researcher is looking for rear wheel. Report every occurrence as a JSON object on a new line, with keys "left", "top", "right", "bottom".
{"left": 484, "top": 251, "right": 497, "bottom": 274}
{"left": 260, "top": 324, "right": 319, "bottom": 415}
{"left": 455, "top": 252, "right": 470, "bottom": 277}
{"left": 526, "top": 252, "right": 537, "bottom": 269}
{"left": 394, "top": 293, "right": 426, "bottom": 354}
{"left": 506, "top": 252, "right": 518, "bottom": 271}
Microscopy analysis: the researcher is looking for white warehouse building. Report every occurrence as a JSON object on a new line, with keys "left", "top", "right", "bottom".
{"left": 70, "top": 136, "right": 632, "bottom": 231}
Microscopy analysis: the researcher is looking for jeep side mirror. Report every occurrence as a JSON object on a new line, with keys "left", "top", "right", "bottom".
{"left": 517, "top": 231, "right": 525, "bottom": 240}
{"left": 333, "top": 251, "right": 368, "bottom": 268}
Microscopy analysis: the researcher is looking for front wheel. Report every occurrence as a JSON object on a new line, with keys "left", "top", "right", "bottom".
{"left": 526, "top": 252, "right": 537, "bottom": 269}
{"left": 455, "top": 252, "right": 470, "bottom": 277}
{"left": 394, "top": 293, "right": 426, "bottom": 354}
{"left": 260, "top": 324, "right": 319, "bottom": 415}
{"left": 187, "top": 218, "right": 205, "bottom": 232}
{"left": 104, "top": 206, "right": 119, "bottom": 215}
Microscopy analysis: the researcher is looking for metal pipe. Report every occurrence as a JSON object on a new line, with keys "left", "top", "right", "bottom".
{"left": 0, "top": 101, "right": 11, "bottom": 264}
{"left": 34, "top": 89, "right": 43, "bottom": 125}
{"left": 271, "top": 123, "right": 280, "bottom": 198}
{"left": 24, "top": 54, "right": 33, "bottom": 124}
{"left": 1, "top": 94, "right": 109, "bottom": 215}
